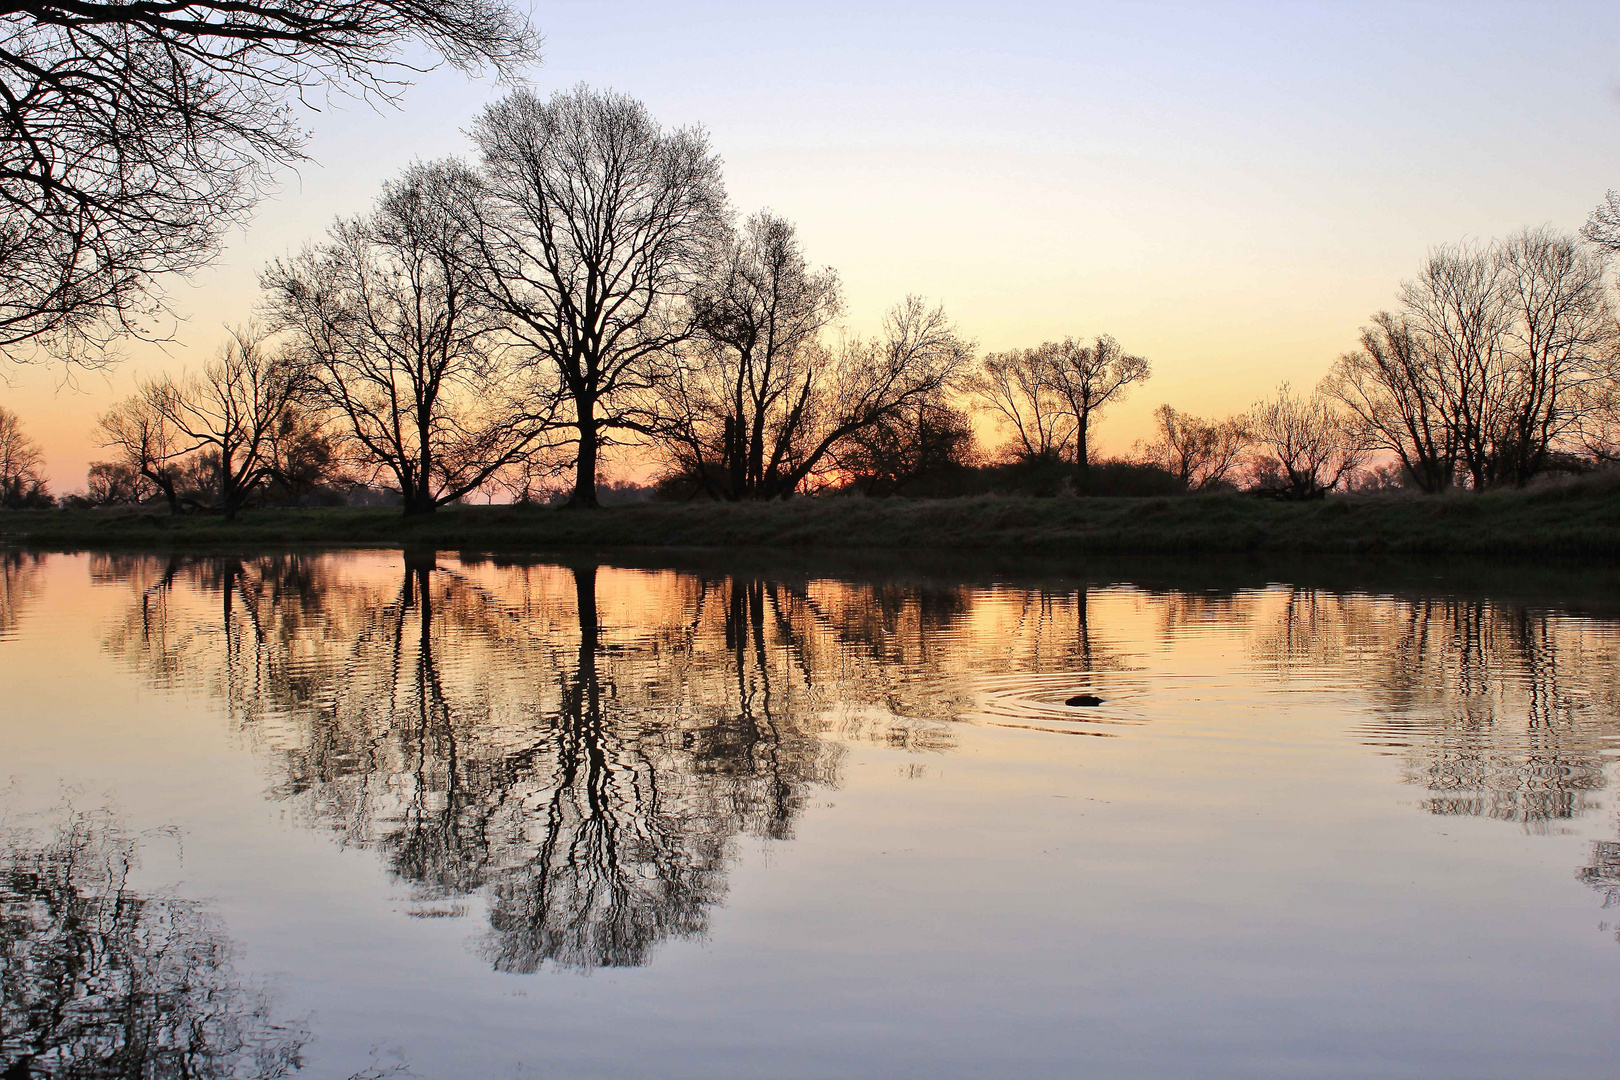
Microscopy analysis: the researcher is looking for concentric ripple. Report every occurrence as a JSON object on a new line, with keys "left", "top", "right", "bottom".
{"left": 961, "top": 671, "right": 1153, "bottom": 736}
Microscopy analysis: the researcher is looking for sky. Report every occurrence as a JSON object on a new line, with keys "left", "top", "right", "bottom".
{"left": 6, "top": 0, "right": 1620, "bottom": 490}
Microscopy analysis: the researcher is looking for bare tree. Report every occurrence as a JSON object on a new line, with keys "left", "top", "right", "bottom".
{"left": 84, "top": 460, "right": 142, "bottom": 505}
{"left": 1326, "top": 312, "right": 1460, "bottom": 493}
{"left": 1581, "top": 189, "right": 1620, "bottom": 254}
{"left": 1397, "top": 240, "right": 1509, "bottom": 490}
{"left": 965, "top": 334, "right": 1148, "bottom": 478}
{"left": 1141, "top": 404, "right": 1249, "bottom": 491}
{"left": 265, "top": 160, "right": 562, "bottom": 515}
{"left": 468, "top": 84, "right": 729, "bottom": 507}
{"left": 1574, "top": 378, "right": 1620, "bottom": 465}
{"left": 0, "top": 0, "right": 540, "bottom": 365}
{"left": 1040, "top": 335, "right": 1151, "bottom": 476}
{"left": 1493, "top": 226, "right": 1617, "bottom": 484}
{"left": 1339, "top": 229, "right": 1618, "bottom": 491}
{"left": 265, "top": 404, "right": 343, "bottom": 504}
{"left": 0, "top": 402, "right": 48, "bottom": 506}
{"left": 665, "top": 296, "right": 969, "bottom": 499}
{"left": 658, "top": 210, "right": 841, "bottom": 499}
{"left": 94, "top": 385, "right": 185, "bottom": 513}
{"left": 152, "top": 327, "right": 305, "bottom": 519}
{"left": 1248, "top": 382, "right": 1367, "bottom": 499}
{"left": 964, "top": 347, "right": 1074, "bottom": 465}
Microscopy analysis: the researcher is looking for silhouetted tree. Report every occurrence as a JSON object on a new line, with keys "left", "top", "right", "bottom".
{"left": 1581, "top": 188, "right": 1620, "bottom": 254}
{"left": 1358, "top": 229, "right": 1618, "bottom": 490}
{"left": 834, "top": 396, "right": 978, "bottom": 495}
{"left": 151, "top": 328, "right": 305, "bottom": 520}
{"left": 467, "top": 85, "right": 729, "bottom": 507}
{"left": 1492, "top": 227, "right": 1617, "bottom": 484}
{"left": 0, "top": 404, "right": 49, "bottom": 507}
{"left": 94, "top": 387, "right": 185, "bottom": 513}
{"left": 1140, "top": 404, "right": 1249, "bottom": 491}
{"left": 265, "top": 161, "right": 562, "bottom": 515}
{"left": 1041, "top": 335, "right": 1150, "bottom": 479}
{"left": 1574, "top": 378, "right": 1620, "bottom": 465}
{"left": 965, "top": 346, "right": 1074, "bottom": 466}
{"left": 1247, "top": 382, "right": 1367, "bottom": 499}
{"left": 84, "top": 460, "right": 144, "bottom": 505}
{"left": 1326, "top": 312, "right": 1461, "bottom": 493}
{"left": 657, "top": 211, "right": 843, "bottom": 499}
{"left": 266, "top": 405, "right": 343, "bottom": 504}
{"left": 0, "top": 0, "right": 539, "bottom": 364}
{"left": 965, "top": 334, "right": 1148, "bottom": 480}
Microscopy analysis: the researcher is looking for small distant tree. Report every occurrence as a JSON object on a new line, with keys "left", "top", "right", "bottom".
{"left": 965, "top": 334, "right": 1149, "bottom": 478}
{"left": 1248, "top": 383, "right": 1368, "bottom": 499}
{"left": 1142, "top": 405, "right": 1249, "bottom": 491}
{"left": 152, "top": 328, "right": 306, "bottom": 520}
{"left": 95, "top": 386, "right": 185, "bottom": 513}
{"left": 1041, "top": 335, "right": 1151, "bottom": 478}
{"left": 267, "top": 406, "right": 343, "bottom": 504}
{"left": 85, "top": 461, "right": 145, "bottom": 505}
{"left": 469, "top": 85, "right": 729, "bottom": 507}
{"left": 964, "top": 347, "right": 1073, "bottom": 465}
{"left": 0, "top": 406, "right": 50, "bottom": 507}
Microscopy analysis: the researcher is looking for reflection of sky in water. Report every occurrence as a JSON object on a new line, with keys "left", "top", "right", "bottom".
{"left": 2, "top": 550, "right": 1620, "bottom": 1079}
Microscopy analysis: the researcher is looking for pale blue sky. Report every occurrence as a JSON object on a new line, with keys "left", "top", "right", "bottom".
{"left": 11, "top": 0, "right": 1620, "bottom": 485}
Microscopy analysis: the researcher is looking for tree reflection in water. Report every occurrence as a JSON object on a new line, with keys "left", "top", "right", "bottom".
{"left": 1245, "top": 589, "right": 1620, "bottom": 829}
{"left": 95, "top": 555, "right": 1620, "bottom": 955}
{"left": 0, "top": 553, "right": 44, "bottom": 640}
{"left": 0, "top": 809, "right": 305, "bottom": 1078}
{"left": 98, "top": 553, "right": 973, "bottom": 971}
{"left": 1247, "top": 588, "right": 1620, "bottom": 933}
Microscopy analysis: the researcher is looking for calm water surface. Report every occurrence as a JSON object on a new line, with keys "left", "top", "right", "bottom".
{"left": 2, "top": 550, "right": 1619, "bottom": 1078}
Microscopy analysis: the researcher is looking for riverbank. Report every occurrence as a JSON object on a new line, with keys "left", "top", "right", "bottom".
{"left": 4, "top": 482, "right": 1620, "bottom": 557}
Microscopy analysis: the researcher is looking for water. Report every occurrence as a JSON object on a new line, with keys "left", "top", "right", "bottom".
{"left": 2, "top": 549, "right": 1619, "bottom": 1078}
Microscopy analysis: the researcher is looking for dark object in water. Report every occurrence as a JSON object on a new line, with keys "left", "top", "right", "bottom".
{"left": 1065, "top": 694, "right": 1104, "bottom": 707}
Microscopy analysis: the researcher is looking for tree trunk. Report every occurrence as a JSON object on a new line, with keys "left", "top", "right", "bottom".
{"left": 568, "top": 406, "right": 600, "bottom": 508}
{"left": 1075, "top": 410, "right": 1091, "bottom": 489}
{"left": 156, "top": 476, "right": 181, "bottom": 515}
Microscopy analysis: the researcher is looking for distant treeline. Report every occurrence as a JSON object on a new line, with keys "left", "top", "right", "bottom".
{"left": 4, "top": 88, "right": 1620, "bottom": 516}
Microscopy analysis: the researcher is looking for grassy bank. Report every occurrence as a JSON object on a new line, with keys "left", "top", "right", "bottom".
{"left": 4, "top": 481, "right": 1620, "bottom": 558}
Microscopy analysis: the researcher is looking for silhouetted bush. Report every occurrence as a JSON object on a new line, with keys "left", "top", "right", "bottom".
{"left": 1076, "top": 460, "right": 1187, "bottom": 497}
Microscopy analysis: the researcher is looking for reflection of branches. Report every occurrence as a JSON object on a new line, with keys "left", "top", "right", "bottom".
{"left": 0, "top": 809, "right": 306, "bottom": 1078}
{"left": 0, "top": 551, "right": 44, "bottom": 638}
{"left": 1252, "top": 591, "right": 1620, "bottom": 831}
{"left": 99, "top": 555, "right": 874, "bottom": 972}
{"left": 1578, "top": 841, "right": 1620, "bottom": 912}
{"left": 484, "top": 566, "right": 722, "bottom": 971}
